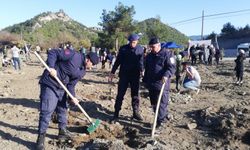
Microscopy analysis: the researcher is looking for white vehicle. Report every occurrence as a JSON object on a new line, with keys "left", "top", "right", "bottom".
{"left": 237, "top": 43, "right": 250, "bottom": 57}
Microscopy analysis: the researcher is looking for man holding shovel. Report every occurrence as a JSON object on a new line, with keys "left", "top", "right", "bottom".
{"left": 36, "top": 43, "right": 98, "bottom": 150}
{"left": 143, "top": 38, "right": 176, "bottom": 130}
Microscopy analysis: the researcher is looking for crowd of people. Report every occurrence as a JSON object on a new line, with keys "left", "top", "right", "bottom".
{"left": 0, "top": 35, "right": 248, "bottom": 150}
{"left": 189, "top": 44, "right": 222, "bottom": 66}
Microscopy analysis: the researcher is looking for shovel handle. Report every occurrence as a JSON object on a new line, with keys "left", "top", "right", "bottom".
{"left": 151, "top": 81, "right": 166, "bottom": 138}
{"left": 34, "top": 51, "right": 93, "bottom": 123}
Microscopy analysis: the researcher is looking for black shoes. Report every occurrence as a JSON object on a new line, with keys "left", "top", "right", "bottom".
{"left": 58, "top": 128, "right": 73, "bottom": 142}
{"left": 110, "top": 110, "right": 143, "bottom": 123}
{"left": 36, "top": 133, "right": 45, "bottom": 150}
{"left": 132, "top": 111, "right": 143, "bottom": 121}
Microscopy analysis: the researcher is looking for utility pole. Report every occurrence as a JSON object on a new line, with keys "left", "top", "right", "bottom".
{"left": 201, "top": 10, "right": 204, "bottom": 40}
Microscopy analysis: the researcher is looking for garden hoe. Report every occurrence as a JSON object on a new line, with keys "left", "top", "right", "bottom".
{"left": 34, "top": 51, "right": 100, "bottom": 134}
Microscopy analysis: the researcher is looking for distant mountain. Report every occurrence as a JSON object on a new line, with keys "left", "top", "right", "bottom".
{"left": 2, "top": 10, "right": 98, "bottom": 49}
{"left": 189, "top": 35, "right": 208, "bottom": 40}
{"left": 135, "top": 18, "right": 189, "bottom": 46}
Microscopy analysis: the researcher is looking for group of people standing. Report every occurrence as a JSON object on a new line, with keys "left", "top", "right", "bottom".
{"left": 33, "top": 32, "right": 212, "bottom": 150}
{"left": 189, "top": 44, "right": 222, "bottom": 66}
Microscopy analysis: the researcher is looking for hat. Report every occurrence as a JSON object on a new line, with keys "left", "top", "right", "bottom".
{"left": 86, "top": 52, "right": 99, "bottom": 65}
{"left": 128, "top": 34, "right": 140, "bottom": 41}
{"left": 149, "top": 37, "right": 160, "bottom": 45}
{"left": 239, "top": 49, "right": 245, "bottom": 54}
{"left": 164, "top": 42, "right": 182, "bottom": 49}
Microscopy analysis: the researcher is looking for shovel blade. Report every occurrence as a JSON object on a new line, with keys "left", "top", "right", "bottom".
{"left": 87, "top": 119, "right": 101, "bottom": 134}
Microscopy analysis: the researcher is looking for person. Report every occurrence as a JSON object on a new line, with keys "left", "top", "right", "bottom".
{"left": 101, "top": 51, "right": 107, "bottom": 69}
{"left": 0, "top": 47, "right": 3, "bottom": 70}
{"left": 36, "top": 45, "right": 41, "bottom": 54}
{"left": 142, "top": 37, "right": 176, "bottom": 129}
{"left": 108, "top": 33, "right": 144, "bottom": 123}
{"left": 11, "top": 44, "right": 21, "bottom": 70}
{"left": 175, "top": 52, "right": 183, "bottom": 92}
{"left": 85, "top": 51, "right": 99, "bottom": 70}
{"left": 24, "top": 43, "right": 32, "bottom": 62}
{"left": 203, "top": 45, "right": 210, "bottom": 65}
{"left": 36, "top": 42, "right": 99, "bottom": 150}
{"left": 190, "top": 45, "right": 197, "bottom": 65}
{"left": 208, "top": 45, "right": 215, "bottom": 65}
{"left": 2, "top": 55, "right": 11, "bottom": 67}
{"left": 181, "top": 61, "right": 201, "bottom": 94}
{"left": 214, "top": 48, "right": 222, "bottom": 65}
{"left": 80, "top": 46, "right": 86, "bottom": 56}
{"left": 111, "top": 51, "right": 117, "bottom": 69}
{"left": 234, "top": 49, "right": 246, "bottom": 85}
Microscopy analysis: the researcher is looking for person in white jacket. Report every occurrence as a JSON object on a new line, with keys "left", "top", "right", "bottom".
{"left": 182, "top": 61, "right": 201, "bottom": 94}
{"left": 11, "top": 44, "right": 21, "bottom": 70}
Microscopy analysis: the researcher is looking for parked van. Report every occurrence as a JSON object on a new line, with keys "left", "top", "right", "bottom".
{"left": 237, "top": 43, "right": 250, "bottom": 57}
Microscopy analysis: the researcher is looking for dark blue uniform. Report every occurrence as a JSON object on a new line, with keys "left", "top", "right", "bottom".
{"left": 234, "top": 54, "right": 245, "bottom": 82}
{"left": 111, "top": 44, "right": 144, "bottom": 113}
{"left": 143, "top": 48, "right": 176, "bottom": 124}
{"left": 38, "top": 48, "right": 85, "bottom": 134}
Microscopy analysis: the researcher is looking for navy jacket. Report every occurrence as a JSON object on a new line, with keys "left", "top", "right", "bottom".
{"left": 234, "top": 55, "right": 245, "bottom": 72}
{"left": 143, "top": 49, "right": 176, "bottom": 90}
{"left": 39, "top": 48, "right": 85, "bottom": 96}
{"left": 111, "top": 44, "right": 144, "bottom": 77}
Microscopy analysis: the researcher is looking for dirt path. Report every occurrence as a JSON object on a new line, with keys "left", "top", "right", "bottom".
{"left": 0, "top": 56, "right": 249, "bottom": 150}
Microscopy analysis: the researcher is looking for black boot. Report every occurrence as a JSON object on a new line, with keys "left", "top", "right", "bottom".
{"left": 36, "top": 133, "right": 45, "bottom": 150}
{"left": 133, "top": 110, "right": 143, "bottom": 121}
{"left": 110, "top": 111, "right": 119, "bottom": 124}
{"left": 58, "top": 128, "right": 73, "bottom": 142}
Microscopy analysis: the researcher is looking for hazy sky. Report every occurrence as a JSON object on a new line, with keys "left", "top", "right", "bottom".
{"left": 1, "top": 0, "right": 250, "bottom": 36}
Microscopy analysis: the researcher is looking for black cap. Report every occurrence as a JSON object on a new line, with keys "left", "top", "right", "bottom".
{"left": 149, "top": 37, "right": 160, "bottom": 45}
{"left": 86, "top": 52, "right": 99, "bottom": 65}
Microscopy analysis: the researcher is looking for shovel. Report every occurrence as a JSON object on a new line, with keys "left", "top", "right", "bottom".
{"left": 34, "top": 51, "right": 100, "bottom": 134}
{"left": 151, "top": 81, "right": 166, "bottom": 138}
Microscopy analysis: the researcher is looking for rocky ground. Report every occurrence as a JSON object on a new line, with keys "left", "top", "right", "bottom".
{"left": 0, "top": 54, "right": 249, "bottom": 150}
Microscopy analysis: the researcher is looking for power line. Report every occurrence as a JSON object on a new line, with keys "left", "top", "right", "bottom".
{"left": 170, "top": 8, "right": 250, "bottom": 25}
{"left": 173, "top": 12, "right": 250, "bottom": 27}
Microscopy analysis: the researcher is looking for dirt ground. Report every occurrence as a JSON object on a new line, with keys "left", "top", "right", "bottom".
{"left": 0, "top": 54, "right": 249, "bottom": 150}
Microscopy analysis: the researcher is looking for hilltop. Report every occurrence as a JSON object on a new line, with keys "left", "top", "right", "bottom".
{"left": 135, "top": 18, "right": 189, "bottom": 46}
{"left": 2, "top": 10, "right": 98, "bottom": 49}
{"left": 1, "top": 10, "right": 189, "bottom": 49}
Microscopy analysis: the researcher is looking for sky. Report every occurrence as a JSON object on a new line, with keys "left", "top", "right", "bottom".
{"left": 1, "top": 0, "right": 250, "bottom": 36}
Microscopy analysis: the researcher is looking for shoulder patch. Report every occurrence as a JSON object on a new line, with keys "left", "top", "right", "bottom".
{"left": 170, "top": 57, "right": 175, "bottom": 64}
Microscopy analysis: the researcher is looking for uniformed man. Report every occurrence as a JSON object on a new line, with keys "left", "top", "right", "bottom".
{"left": 36, "top": 43, "right": 98, "bottom": 150}
{"left": 143, "top": 37, "right": 176, "bottom": 129}
{"left": 108, "top": 33, "right": 144, "bottom": 123}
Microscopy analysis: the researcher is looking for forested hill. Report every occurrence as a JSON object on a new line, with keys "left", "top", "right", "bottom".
{"left": 135, "top": 18, "right": 189, "bottom": 46}
{"left": 1, "top": 10, "right": 189, "bottom": 49}
{"left": 2, "top": 10, "right": 98, "bottom": 49}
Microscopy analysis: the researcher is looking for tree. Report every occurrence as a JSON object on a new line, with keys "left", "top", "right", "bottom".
{"left": 206, "top": 31, "right": 217, "bottom": 40}
{"left": 221, "top": 22, "right": 237, "bottom": 38}
{"left": 134, "top": 18, "right": 188, "bottom": 46}
{"left": 99, "top": 2, "right": 136, "bottom": 51}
